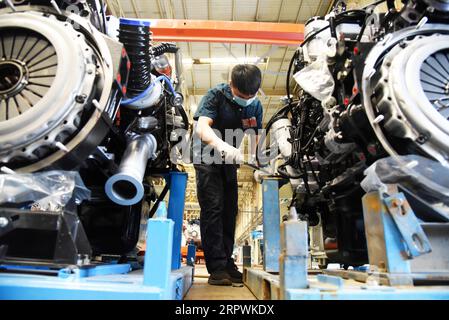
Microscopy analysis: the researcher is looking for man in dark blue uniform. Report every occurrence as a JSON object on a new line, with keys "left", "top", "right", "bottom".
{"left": 193, "top": 65, "right": 263, "bottom": 286}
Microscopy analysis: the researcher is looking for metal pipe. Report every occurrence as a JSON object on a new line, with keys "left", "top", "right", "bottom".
{"left": 105, "top": 134, "right": 157, "bottom": 206}
{"left": 174, "top": 49, "right": 183, "bottom": 92}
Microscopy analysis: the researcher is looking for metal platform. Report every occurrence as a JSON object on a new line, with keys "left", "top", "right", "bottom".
{"left": 244, "top": 267, "right": 449, "bottom": 300}
{"left": 0, "top": 172, "right": 193, "bottom": 300}
{"left": 0, "top": 265, "right": 193, "bottom": 300}
{"left": 247, "top": 178, "right": 449, "bottom": 300}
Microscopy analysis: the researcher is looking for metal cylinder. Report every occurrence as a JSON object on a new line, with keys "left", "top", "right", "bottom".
{"left": 105, "top": 134, "right": 157, "bottom": 206}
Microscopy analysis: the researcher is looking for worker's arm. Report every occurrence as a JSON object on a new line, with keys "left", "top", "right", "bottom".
{"left": 195, "top": 116, "right": 243, "bottom": 163}
{"left": 195, "top": 116, "right": 222, "bottom": 148}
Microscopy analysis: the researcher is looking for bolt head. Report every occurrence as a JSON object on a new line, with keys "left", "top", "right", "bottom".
{"left": 75, "top": 94, "right": 87, "bottom": 103}
{"left": 0, "top": 217, "right": 9, "bottom": 228}
{"left": 391, "top": 198, "right": 404, "bottom": 208}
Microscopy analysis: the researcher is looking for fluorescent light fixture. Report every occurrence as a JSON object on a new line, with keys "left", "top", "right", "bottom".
{"left": 182, "top": 57, "right": 268, "bottom": 65}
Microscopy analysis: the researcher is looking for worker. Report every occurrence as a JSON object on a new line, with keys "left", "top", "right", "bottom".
{"left": 193, "top": 64, "right": 263, "bottom": 286}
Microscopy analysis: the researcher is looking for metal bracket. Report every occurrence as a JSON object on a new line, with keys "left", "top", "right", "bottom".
{"left": 384, "top": 193, "right": 432, "bottom": 258}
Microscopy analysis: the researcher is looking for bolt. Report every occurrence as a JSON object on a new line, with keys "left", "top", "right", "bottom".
{"left": 92, "top": 99, "right": 102, "bottom": 111}
{"left": 416, "top": 17, "right": 428, "bottom": 29}
{"left": 0, "top": 166, "right": 15, "bottom": 174}
{"left": 415, "top": 133, "right": 428, "bottom": 144}
{"left": 55, "top": 141, "right": 69, "bottom": 153}
{"left": 50, "top": 0, "right": 62, "bottom": 14}
{"left": 391, "top": 198, "right": 404, "bottom": 208}
{"left": 75, "top": 94, "right": 87, "bottom": 103}
{"left": 372, "top": 115, "right": 384, "bottom": 124}
{"left": 0, "top": 217, "right": 9, "bottom": 228}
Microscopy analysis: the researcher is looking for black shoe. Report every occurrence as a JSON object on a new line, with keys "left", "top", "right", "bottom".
{"left": 208, "top": 270, "right": 232, "bottom": 286}
{"left": 226, "top": 264, "right": 243, "bottom": 284}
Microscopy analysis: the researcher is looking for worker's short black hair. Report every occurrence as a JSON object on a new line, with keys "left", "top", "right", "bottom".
{"left": 231, "top": 64, "right": 262, "bottom": 96}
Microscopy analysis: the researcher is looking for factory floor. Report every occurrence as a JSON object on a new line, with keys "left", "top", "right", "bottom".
{"left": 184, "top": 264, "right": 256, "bottom": 300}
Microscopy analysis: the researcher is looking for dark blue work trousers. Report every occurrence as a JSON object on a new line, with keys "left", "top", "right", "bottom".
{"left": 194, "top": 164, "right": 238, "bottom": 273}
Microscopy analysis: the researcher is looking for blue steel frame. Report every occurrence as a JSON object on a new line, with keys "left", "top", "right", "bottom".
{"left": 0, "top": 171, "right": 192, "bottom": 300}
{"left": 166, "top": 172, "right": 188, "bottom": 270}
{"left": 262, "top": 178, "right": 281, "bottom": 273}
{"left": 250, "top": 180, "right": 449, "bottom": 300}
{"left": 279, "top": 220, "right": 308, "bottom": 299}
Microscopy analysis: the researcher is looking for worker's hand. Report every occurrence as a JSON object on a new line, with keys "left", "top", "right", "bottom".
{"left": 216, "top": 141, "right": 244, "bottom": 164}
{"left": 248, "top": 154, "right": 258, "bottom": 166}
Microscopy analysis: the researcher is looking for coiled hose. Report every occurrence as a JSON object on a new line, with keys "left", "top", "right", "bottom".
{"left": 119, "top": 19, "right": 152, "bottom": 97}
{"left": 152, "top": 43, "right": 179, "bottom": 56}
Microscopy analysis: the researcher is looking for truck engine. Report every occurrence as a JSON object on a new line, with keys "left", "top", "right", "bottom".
{"left": 0, "top": 0, "right": 189, "bottom": 265}
{"left": 263, "top": 0, "right": 449, "bottom": 268}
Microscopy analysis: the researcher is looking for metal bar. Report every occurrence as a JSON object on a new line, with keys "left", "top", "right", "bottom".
{"left": 362, "top": 191, "right": 412, "bottom": 275}
{"left": 262, "top": 178, "right": 281, "bottom": 273}
{"left": 130, "top": 0, "right": 140, "bottom": 18}
{"left": 150, "top": 19, "right": 304, "bottom": 46}
{"left": 167, "top": 172, "right": 188, "bottom": 270}
{"left": 280, "top": 220, "right": 308, "bottom": 299}
{"left": 208, "top": 0, "right": 212, "bottom": 89}
{"left": 273, "top": 47, "right": 290, "bottom": 89}
{"left": 181, "top": 0, "right": 196, "bottom": 98}
{"left": 143, "top": 205, "right": 174, "bottom": 292}
{"left": 384, "top": 193, "right": 432, "bottom": 258}
{"left": 255, "top": 0, "right": 261, "bottom": 21}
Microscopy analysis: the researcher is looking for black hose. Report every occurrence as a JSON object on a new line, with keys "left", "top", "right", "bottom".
{"left": 386, "top": 0, "right": 396, "bottom": 11}
{"left": 286, "top": 50, "right": 299, "bottom": 102}
{"left": 175, "top": 104, "right": 190, "bottom": 131}
{"left": 152, "top": 43, "right": 179, "bottom": 57}
{"left": 277, "top": 163, "right": 303, "bottom": 179}
{"left": 148, "top": 183, "right": 170, "bottom": 218}
{"left": 329, "top": 16, "right": 338, "bottom": 38}
{"left": 119, "top": 22, "right": 152, "bottom": 97}
{"left": 300, "top": 125, "right": 320, "bottom": 152}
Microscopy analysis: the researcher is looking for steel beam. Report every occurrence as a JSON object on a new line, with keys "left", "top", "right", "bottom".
{"left": 149, "top": 19, "right": 304, "bottom": 46}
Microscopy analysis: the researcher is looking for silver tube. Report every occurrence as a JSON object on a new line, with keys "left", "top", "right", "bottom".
{"left": 174, "top": 50, "right": 183, "bottom": 92}
{"left": 105, "top": 134, "right": 157, "bottom": 206}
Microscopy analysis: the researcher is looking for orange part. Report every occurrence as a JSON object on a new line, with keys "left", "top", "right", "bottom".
{"left": 150, "top": 19, "right": 304, "bottom": 46}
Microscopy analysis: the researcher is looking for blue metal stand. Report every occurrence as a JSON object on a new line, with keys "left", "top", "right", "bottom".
{"left": 143, "top": 204, "right": 174, "bottom": 291}
{"left": 362, "top": 190, "right": 434, "bottom": 285}
{"left": 166, "top": 172, "right": 188, "bottom": 270}
{"left": 0, "top": 172, "right": 193, "bottom": 300}
{"left": 280, "top": 220, "right": 308, "bottom": 299}
{"left": 244, "top": 184, "right": 449, "bottom": 300}
{"left": 262, "top": 178, "right": 281, "bottom": 273}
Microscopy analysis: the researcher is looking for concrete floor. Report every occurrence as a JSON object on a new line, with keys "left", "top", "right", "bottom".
{"left": 184, "top": 264, "right": 256, "bottom": 300}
